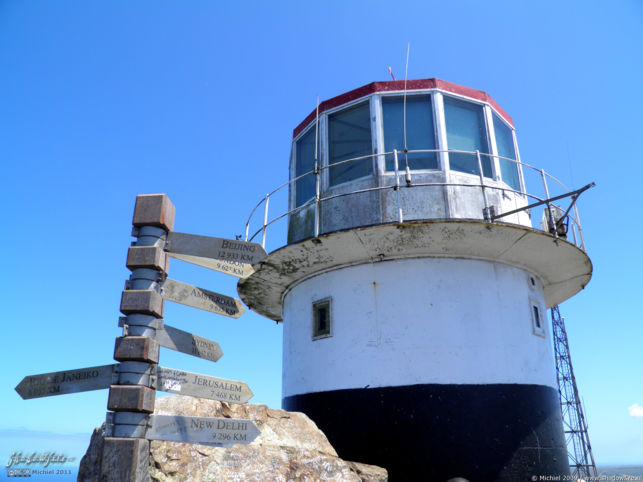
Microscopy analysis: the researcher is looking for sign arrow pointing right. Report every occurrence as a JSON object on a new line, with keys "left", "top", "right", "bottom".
{"left": 166, "top": 232, "right": 267, "bottom": 268}
{"left": 146, "top": 415, "right": 260, "bottom": 445}
{"left": 155, "top": 366, "right": 253, "bottom": 404}
{"left": 160, "top": 278, "right": 245, "bottom": 318}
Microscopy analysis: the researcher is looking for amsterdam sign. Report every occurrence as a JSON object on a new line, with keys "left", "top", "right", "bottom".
{"left": 160, "top": 278, "right": 245, "bottom": 318}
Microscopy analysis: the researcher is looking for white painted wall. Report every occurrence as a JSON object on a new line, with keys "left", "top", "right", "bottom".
{"left": 282, "top": 257, "right": 556, "bottom": 398}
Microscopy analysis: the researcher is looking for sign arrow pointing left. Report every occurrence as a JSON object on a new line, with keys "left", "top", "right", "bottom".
{"left": 15, "top": 364, "right": 117, "bottom": 400}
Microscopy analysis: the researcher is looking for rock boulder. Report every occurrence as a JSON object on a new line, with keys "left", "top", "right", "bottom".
{"left": 78, "top": 395, "right": 387, "bottom": 481}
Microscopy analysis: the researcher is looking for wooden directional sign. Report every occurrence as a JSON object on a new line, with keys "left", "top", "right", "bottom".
{"left": 160, "top": 278, "right": 245, "bottom": 318}
{"left": 117, "top": 318, "right": 224, "bottom": 362}
{"left": 15, "top": 364, "right": 116, "bottom": 400}
{"left": 166, "top": 232, "right": 267, "bottom": 266}
{"left": 156, "top": 323, "right": 223, "bottom": 362}
{"left": 169, "top": 252, "right": 254, "bottom": 279}
{"left": 146, "top": 414, "right": 260, "bottom": 445}
{"left": 155, "top": 366, "right": 253, "bottom": 403}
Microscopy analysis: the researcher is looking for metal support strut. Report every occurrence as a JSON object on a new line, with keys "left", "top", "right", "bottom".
{"left": 551, "top": 305, "right": 598, "bottom": 479}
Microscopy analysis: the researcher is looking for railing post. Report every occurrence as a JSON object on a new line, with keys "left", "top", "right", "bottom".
{"left": 393, "top": 149, "right": 404, "bottom": 223}
{"left": 261, "top": 193, "right": 269, "bottom": 248}
{"left": 314, "top": 95, "right": 321, "bottom": 238}
{"left": 540, "top": 169, "right": 558, "bottom": 240}
{"left": 573, "top": 204, "right": 586, "bottom": 251}
{"left": 314, "top": 164, "right": 321, "bottom": 238}
{"left": 571, "top": 224, "right": 578, "bottom": 247}
{"left": 476, "top": 150, "right": 491, "bottom": 221}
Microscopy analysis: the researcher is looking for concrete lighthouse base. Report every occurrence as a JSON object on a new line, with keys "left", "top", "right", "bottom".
{"left": 276, "top": 257, "right": 570, "bottom": 480}
{"left": 238, "top": 222, "right": 589, "bottom": 481}
{"left": 284, "top": 383, "right": 569, "bottom": 481}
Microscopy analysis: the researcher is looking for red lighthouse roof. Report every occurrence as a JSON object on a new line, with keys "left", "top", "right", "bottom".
{"left": 293, "top": 78, "right": 513, "bottom": 138}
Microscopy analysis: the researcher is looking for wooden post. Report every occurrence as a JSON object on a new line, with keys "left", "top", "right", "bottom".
{"left": 101, "top": 194, "right": 174, "bottom": 482}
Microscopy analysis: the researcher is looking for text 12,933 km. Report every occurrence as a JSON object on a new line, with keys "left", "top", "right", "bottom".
{"left": 165, "top": 232, "right": 267, "bottom": 266}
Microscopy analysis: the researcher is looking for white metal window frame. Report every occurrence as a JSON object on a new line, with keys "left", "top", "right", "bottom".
{"left": 291, "top": 123, "right": 320, "bottom": 210}
{"left": 290, "top": 87, "right": 525, "bottom": 209}
{"left": 376, "top": 92, "right": 442, "bottom": 176}
{"left": 312, "top": 297, "right": 333, "bottom": 341}
{"left": 489, "top": 110, "right": 526, "bottom": 194}
{"left": 527, "top": 273, "right": 541, "bottom": 293}
{"left": 324, "top": 98, "right": 377, "bottom": 190}
{"left": 529, "top": 298, "right": 546, "bottom": 338}
{"left": 440, "top": 92, "right": 497, "bottom": 181}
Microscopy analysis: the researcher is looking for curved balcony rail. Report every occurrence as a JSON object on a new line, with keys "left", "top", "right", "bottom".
{"left": 244, "top": 149, "right": 591, "bottom": 253}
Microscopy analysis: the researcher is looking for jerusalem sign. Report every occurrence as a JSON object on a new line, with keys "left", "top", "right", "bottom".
{"left": 155, "top": 366, "right": 253, "bottom": 403}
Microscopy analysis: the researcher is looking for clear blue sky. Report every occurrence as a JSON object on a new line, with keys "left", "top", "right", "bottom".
{"left": 1, "top": 0, "right": 641, "bottom": 469}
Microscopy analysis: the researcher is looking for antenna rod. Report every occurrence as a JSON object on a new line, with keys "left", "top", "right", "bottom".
{"left": 314, "top": 95, "right": 321, "bottom": 238}
{"left": 314, "top": 95, "right": 319, "bottom": 165}
{"left": 402, "top": 43, "right": 411, "bottom": 179}
{"left": 403, "top": 43, "right": 410, "bottom": 155}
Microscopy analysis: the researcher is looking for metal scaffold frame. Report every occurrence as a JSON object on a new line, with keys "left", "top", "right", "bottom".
{"left": 551, "top": 305, "right": 598, "bottom": 479}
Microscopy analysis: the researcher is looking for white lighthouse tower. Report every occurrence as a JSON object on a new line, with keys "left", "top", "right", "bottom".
{"left": 238, "top": 79, "right": 592, "bottom": 480}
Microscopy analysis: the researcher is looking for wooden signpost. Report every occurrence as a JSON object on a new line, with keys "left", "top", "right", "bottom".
{"left": 119, "top": 318, "right": 224, "bottom": 362}
{"left": 146, "top": 415, "right": 260, "bottom": 445}
{"left": 165, "top": 232, "right": 267, "bottom": 279}
{"left": 155, "top": 366, "right": 253, "bottom": 403}
{"left": 169, "top": 253, "right": 255, "bottom": 278}
{"left": 17, "top": 364, "right": 253, "bottom": 405}
{"left": 166, "top": 231, "right": 267, "bottom": 265}
{"left": 15, "top": 364, "right": 117, "bottom": 400}
{"left": 160, "top": 278, "right": 245, "bottom": 318}
{"left": 14, "top": 194, "right": 264, "bottom": 482}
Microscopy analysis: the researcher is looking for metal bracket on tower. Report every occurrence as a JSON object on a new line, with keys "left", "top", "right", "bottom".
{"left": 483, "top": 205, "right": 496, "bottom": 222}
{"left": 490, "top": 182, "right": 595, "bottom": 230}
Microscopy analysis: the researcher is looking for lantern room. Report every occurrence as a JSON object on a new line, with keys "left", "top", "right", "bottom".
{"left": 288, "top": 79, "right": 529, "bottom": 243}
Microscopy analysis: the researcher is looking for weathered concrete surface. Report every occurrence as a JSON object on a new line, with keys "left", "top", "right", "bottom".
{"left": 78, "top": 396, "right": 388, "bottom": 481}
{"left": 238, "top": 220, "right": 593, "bottom": 320}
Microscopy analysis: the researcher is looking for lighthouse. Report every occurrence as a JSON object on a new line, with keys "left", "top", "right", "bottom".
{"left": 238, "top": 79, "right": 592, "bottom": 480}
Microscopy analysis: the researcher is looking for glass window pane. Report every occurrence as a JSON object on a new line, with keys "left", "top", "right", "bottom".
{"left": 328, "top": 102, "right": 373, "bottom": 186}
{"left": 383, "top": 95, "right": 437, "bottom": 171}
{"left": 493, "top": 114, "right": 520, "bottom": 191}
{"left": 313, "top": 299, "right": 331, "bottom": 339}
{"left": 444, "top": 97, "right": 491, "bottom": 178}
{"left": 294, "top": 127, "right": 317, "bottom": 207}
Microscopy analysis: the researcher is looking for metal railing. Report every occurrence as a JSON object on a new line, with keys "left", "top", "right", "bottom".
{"left": 244, "top": 148, "right": 589, "bottom": 252}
